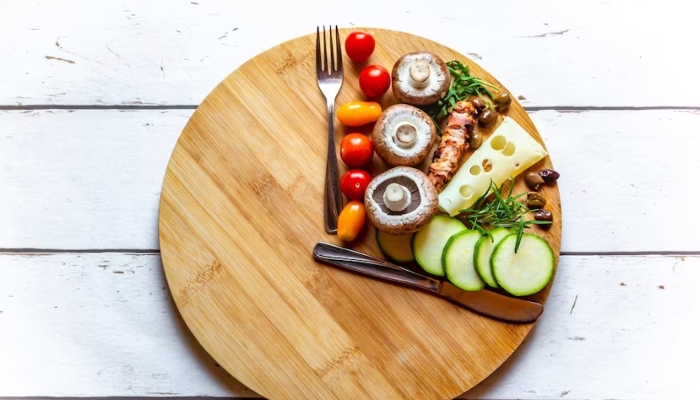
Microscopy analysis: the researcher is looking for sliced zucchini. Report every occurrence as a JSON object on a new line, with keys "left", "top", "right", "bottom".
{"left": 376, "top": 230, "right": 414, "bottom": 263}
{"left": 474, "top": 227, "right": 513, "bottom": 289}
{"left": 442, "top": 230, "right": 484, "bottom": 291}
{"left": 491, "top": 233, "right": 555, "bottom": 296}
{"left": 412, "top": 215, "right": 467, "bottom": 276}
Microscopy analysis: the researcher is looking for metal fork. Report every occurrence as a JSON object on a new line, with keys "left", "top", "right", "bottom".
{"left": 316, "top": 25, "right": 344, "bottom": 234}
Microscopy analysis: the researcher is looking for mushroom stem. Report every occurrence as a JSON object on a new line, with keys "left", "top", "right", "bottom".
{"left": 408, "top": 60, "right": 431, "bottom": 89}
{"left": 383, "top": 183, "right": 411, "bottom": 212}
{"left": 394, "top": 122, "right": 418, "bottom": 148}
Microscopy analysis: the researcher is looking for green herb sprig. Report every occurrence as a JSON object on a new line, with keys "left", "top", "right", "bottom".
{"left": 425, "top": 60, "right": 500, "bottom": 126}
{"left": 458, "top": 178, "right": 552, "bottom": 252}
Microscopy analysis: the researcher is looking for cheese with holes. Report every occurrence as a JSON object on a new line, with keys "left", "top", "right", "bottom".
{"left": 438, "top": 116, "right": 548, "bottom": 216}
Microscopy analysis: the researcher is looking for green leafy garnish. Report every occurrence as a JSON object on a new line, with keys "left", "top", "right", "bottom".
{"left": 457, "top": 179, "right": 552, "bottom": 252}
{"left": 425, "top": 60, "right": 500, "bottom": 129}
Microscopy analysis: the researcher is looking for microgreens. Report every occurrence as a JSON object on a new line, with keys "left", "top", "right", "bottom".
{"left": 425, "top": 60, "right": 500, "bottom": 135}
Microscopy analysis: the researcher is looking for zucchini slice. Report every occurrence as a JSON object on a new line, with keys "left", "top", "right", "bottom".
{"left": 474, "top": 227, "right": 513, "bottom": 289}
{"left": 491, "top": 233, "right": 555, "bottom": 296}
{"left": 376, "top": 230, "right": 414, "bottom": 263}
{"left": 443, "top": 230, "right": 485, "bottom": 291}
{"left": 412, "top": 215, "right": 467, "bottom": 276}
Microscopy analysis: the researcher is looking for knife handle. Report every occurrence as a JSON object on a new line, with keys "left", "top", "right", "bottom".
{"left": 313, "top": 242, "right": 440, "bottom": 292}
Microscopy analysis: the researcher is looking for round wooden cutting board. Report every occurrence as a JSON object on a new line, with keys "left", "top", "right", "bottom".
{"left": 158, "top": 28, "right": 562, "bottom": 400}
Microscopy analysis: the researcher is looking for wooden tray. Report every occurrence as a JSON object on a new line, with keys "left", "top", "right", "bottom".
{"left": 158, "top": 28, "right": 562, "bottom": 400}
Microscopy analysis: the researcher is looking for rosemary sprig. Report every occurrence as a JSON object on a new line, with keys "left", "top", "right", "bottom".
{"left": 425, "top": 60, "right": 500, "bottom": 130}
{"left": 457, "top": 179, "right": 552, "bottom": 252}
{"left": 515, "top": 215, "right": 526, "bottom": 253}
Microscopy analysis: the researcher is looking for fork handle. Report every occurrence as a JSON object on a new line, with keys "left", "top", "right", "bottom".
{"left": 324, "top": 102, "right": 343, "bottom": 234}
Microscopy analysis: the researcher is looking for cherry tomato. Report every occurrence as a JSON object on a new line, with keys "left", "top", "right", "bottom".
{"left": 337, "top": 101, "right": 382, "bottom": 126}
{"left": 337, "top": 200, "right": 366, "bottom": 241}
{"left": 340, "top": 133, "right": 374, "bottom": 167}
{"left": 359, "top": 65, "right": 391, "bottom": 97}
{"left": 340, "top": 169, "right": 372, "bottom": 201}
{"left": 344, "top": 31, "right": 375, "bottom": 63}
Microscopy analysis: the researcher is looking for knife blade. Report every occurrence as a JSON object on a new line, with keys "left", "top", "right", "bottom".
{"left": 312, "top": 242, "right": 544, "bottom": 323}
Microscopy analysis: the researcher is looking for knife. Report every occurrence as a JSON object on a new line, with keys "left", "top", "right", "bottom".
{"left": 312, "top": 242, "right": 544, "bottom": 323}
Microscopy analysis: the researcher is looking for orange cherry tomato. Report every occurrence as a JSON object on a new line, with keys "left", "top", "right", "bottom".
{"left": 337, "top": 101, "right": 382, "bottom": 126}
{"left": 337, "top": 200, "right": 366, "bottom": 241}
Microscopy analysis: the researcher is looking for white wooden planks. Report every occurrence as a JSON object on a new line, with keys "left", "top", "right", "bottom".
{"left": 0, "top": 0, "right": 698, "bottom": 107}
{"left": 0, "top": 110, "right": 189, "bottom": 250}
{"left": 2, "top": 1, "right": 698, "bottom": 398}
{"left": 0, "top": 252, "right": 696, "bottom": 398}
{"left": 468, "top": 254, "right": 699, "bottom": 399}
{"left": 1, "top": 109, "right": 697, "bottom": 252}
{"left": 0, "top": 252, "right": 257, "bottom": 397}
{"left": 536, "top": 109, "right": 700, "bottom": 253}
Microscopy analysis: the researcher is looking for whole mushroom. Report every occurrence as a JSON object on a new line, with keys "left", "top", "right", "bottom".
{"left": 364, "top": 166, "right": 439, "bottom": 234}
{"left": 372, "top": 104, "right": 437, "bottom": 167}
{"left": 391, "top": 51, "right": 451, "bottom": 106}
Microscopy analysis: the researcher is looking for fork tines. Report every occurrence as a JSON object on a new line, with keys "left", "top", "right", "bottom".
{"left": 316, "top": 25, "right": 342, "bottom": 74}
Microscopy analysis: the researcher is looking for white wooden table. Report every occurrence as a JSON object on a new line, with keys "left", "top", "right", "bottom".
{"left": 1, "top": 1, "right": 698, "bottom": 399}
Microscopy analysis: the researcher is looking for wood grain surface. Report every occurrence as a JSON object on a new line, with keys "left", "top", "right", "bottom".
{"left": 158, "top": 28, "right": 561, "bottom": 400}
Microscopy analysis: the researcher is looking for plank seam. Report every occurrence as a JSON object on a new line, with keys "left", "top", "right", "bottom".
{"left": 0, "top": 248, "right": 161, "bottom": 254}
{"left": 1, "top": 105, "right": 699, "bottom": 111}
{"left": 0, "top": 397, "right": 552, "bottom": 400}
{"left": 562, "top": 251, "right": 700, "bottom": 256}
{"left": 525, "top": 106, "right": 700, "bottom": 111}
{"left": 0, "top": 398, "right": 547, "bottom": 400}
{"left": 0, "top": 398, "right": 256, "bottom": 400}
{"left": 0, "top": 105, "right": 199, "bottom": 110}
{"left": 1, "top": 249, "right": 699, "bottom": 256}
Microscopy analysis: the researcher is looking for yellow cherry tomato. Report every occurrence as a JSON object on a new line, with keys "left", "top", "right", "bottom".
{"left": 337, "top": 101, "right": 382, "bottom": 127}
{"left": 337, "top": 200, "right": 367, "bottom": 241}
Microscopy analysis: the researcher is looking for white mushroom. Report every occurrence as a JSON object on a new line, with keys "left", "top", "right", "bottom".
{"left": 391, "top": 52, "right": 451, "bottom": 106}
{"left": 372, "top": 104, "right": 436, "bottom": 167}
{"left": 364, "top": 166, "right": 439, "bottom": 234}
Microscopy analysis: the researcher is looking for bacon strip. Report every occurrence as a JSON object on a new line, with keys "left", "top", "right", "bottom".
{"left": 428, "top": 100, "right": 480, "bottom": 192}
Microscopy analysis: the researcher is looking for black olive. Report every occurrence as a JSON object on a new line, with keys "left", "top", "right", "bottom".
{"left": 539, "top": 169, "right": 560, "bottom": 183}
{"left": 534, "top": 209, "right": 553, "bottom": 223}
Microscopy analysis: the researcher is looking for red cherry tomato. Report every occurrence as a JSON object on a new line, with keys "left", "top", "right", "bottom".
{"left": 359, "top": 65, "right": 391, "bottom": 98}
{"left": 344, "top": 31, "right": 375, "bottom": 63}
{"left": 340, "top": 169, "right": 372, "bottom": 200}
{"left": 340, "top": 133, "right": 374, "bottom": 167}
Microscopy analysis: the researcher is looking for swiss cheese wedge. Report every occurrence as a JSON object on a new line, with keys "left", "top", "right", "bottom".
{"left": 438, "top": 116, "right": 548, "bottom": 216}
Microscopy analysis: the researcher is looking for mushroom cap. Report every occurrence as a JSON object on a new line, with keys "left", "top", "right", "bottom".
{"left": 391, "top": 51, "right": 450, "bottom": 106}
{"left": 364, "top": 166, "right": 439, "bottom": 234}
{"left": 372, "top": 104, "right": 437, "bottom": 167}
